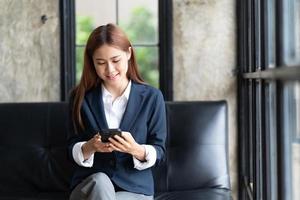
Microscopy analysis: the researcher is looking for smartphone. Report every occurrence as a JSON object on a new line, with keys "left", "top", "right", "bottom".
{"left": 100, "top": 128, "right": 122, "bottom": 143}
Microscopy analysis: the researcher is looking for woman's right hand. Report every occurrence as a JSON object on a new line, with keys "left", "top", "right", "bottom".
{"left": 81, "top": 133, "right": 113, "bottom": 160}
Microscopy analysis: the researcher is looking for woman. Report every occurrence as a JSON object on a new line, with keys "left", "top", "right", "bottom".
{"left": 68, "top": 23, "right": 166, "bottom": 200}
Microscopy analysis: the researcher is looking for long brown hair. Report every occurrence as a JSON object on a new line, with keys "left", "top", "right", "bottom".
{"left": 71, "top": 23, "right": 144, "bottom": 131}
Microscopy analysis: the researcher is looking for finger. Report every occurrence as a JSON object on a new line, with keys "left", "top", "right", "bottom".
{"left": 110, "top": 136, "right": 130, "bottom": 148}
{"left": 96, "top": 137, "right": 101, "bottom": 142}
{"left": 108, "top": 137, "right": 123, "bottom": 148}
{"left": 119, "top": 132, "right": 135, "bottom": 143}
{"left": 115, "top": 134, "right": 126, "bottom": 140}
{"left": 94, "top": 134, "right": 101, "bottom": 142}
{"left": 122, "top": 131, "right": 131, "bottom": 135}
{"left": 106, "top": 144, "right": 114, "bottom": 152}
{"left": 109, "top": 143, "right": 123, "bottom": 152}
{"left": 103, "top": 146, "right": 113, "bottom": 152}
{"left": 97, "top": 143, "right": 111, "bottom": 152}
{"left": 121, "top": 132, "right": 131, "bottom": 139}
{"left": 114, "top": 135, "right": 130, "bottom": 145}
{"left": 108, "top": 138, "right": 127, "bottom": 151}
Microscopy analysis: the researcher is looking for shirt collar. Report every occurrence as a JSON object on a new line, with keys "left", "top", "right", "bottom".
{"left": 101, "top": 80, "right": 131, "bottom": 100}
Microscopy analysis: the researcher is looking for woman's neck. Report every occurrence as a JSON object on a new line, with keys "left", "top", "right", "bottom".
{"left": 104, "top": 79, "right": 130, "bottom": 100}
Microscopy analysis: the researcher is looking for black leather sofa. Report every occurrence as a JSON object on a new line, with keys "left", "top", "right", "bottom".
{"left": 0, "top": 101, "right": 231, "bottom": 200}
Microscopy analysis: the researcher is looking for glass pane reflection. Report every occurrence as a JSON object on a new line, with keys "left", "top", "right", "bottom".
{"left": 118, "top": 0, "right": 158, "bottom": 44}
{"left": 134, "top": 46, "right": 159, "bottom": 88}
{"left": 284, "top": 81, "right": 300, "bottom": 200}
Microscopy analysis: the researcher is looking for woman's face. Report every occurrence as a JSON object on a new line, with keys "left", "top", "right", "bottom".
{"left": 92, "top": 44, "right": 131, "bottom": 89}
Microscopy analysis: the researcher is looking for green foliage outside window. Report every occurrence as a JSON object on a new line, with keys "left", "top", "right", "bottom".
{"left": 120, "top": 7, "right": 159, "bottom": 88}
{"left": 76, "top": 16, "right": 94, "bottom": 83}
{"left": 76, "top": 6, "right": 159, "bottom": 88}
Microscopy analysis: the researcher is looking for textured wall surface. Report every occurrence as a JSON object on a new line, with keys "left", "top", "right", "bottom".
{"left": 0, "top": 0, "right": 60, "bottom": 102}
{"left": 173, "top": 0, "right": 237, "bottom": 198}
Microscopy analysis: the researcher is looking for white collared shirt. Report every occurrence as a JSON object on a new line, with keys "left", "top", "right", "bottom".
{"left": 72, "top": 81, "right": 157, "bottom": 170}
{"left": 101, "top": 81, "right": 130, "bottom": 128}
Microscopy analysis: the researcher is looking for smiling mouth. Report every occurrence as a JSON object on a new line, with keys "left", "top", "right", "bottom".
{"left": 106, "top": 73, "right": 119, "bottom": 80}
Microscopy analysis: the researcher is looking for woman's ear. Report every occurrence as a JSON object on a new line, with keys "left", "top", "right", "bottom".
{"left": 126, "top": 47, "right": 132, "bottom": 60}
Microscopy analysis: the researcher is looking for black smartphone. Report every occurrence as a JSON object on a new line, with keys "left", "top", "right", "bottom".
{"left": 100, "top": 128, "right": 122, "bottom": 143}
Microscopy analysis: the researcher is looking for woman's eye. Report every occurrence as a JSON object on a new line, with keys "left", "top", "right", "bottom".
{"left": 97, "top": 62, "right": 105, "bottom": 65}
{"left": 112, "top": 60, "right": 120, "bottom": 63}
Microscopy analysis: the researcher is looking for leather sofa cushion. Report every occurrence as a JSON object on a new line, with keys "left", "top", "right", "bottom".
{"left": 153, "top": 101, "right": 230, "bottom": 193}
{"left": 0, "top": 103, "right": 74, "bottom": 195}
{"left": 0, "top": 192, "right": 68, "bottom": 200}
{"left": 0, "top": 101, "right": 231, "bottom": 199}
{"left": 155, "top": 188, "right": 231, "bottom": 200}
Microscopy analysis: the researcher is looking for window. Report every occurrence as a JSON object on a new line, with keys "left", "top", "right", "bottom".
{"left": 70, "top": 0, "right": 173, "bottom": 100}
{"left": 238, "top": 0, "right": 300, "bottom": 200}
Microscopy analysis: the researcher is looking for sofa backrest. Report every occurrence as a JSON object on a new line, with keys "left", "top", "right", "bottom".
{"left": 0, "top": 102, "right": 73, "bottom": 195}
{"left": 153, "top": 101, "right": 230, "bottom": 193}
{"left": 0, "top": 101, "right": 230, "bottom": 195}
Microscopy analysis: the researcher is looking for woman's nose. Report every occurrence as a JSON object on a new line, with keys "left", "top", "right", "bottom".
{"left": 106, "top": 62, "right": 115, "bottom": 72}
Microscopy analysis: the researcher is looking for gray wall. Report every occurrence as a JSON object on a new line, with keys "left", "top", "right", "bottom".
{"left": 173, "top": 0, "right": 237, "bottom": 198}
{"left": 0, "top": 0, "right": 60, "bottom": 102}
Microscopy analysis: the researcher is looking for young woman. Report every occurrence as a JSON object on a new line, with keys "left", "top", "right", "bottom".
{"left": 68, "top": 23, "right": 166, "bottom": 200}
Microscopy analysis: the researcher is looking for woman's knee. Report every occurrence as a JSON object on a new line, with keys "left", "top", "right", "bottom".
{"left": 70, "top": 172, "right": 115, "bottom": 200}
{"left": 89, "top": 172, "right": 111, "bottom": 185}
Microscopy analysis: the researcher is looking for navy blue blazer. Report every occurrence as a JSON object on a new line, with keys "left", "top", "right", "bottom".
{"left": 68, "top": 82, "right": 167, "bottom": 195}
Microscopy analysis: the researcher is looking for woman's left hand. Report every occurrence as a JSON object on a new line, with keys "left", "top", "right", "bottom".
{"left": 108, "top": 131, "right": 146, "bottom": 161}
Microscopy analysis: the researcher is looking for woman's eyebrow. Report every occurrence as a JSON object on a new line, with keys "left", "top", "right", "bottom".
{"left": 95, "top": 55, "right": 121, "bottom": 60}
{"left": 95, "top": 58, "right": 105, "bottom": 61}
{"left": 110, "top": 55, "right": 121, "bottom": 59}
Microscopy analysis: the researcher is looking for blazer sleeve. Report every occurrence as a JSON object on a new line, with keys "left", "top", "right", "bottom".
{"left": 147, "top": 90, "right": 167, "bottom": 165}
{"left": 67, "top": 95, "right": 90, "bottom": 165}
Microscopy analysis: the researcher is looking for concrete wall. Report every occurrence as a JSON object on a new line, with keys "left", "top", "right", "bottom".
{"left": 0, "top": 0, "right": 60, "bottom": 102}
{"left": 173, "top": 0, "right": 237, "bottom": 198}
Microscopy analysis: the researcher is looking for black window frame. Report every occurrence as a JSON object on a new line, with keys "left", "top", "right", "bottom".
{"left": 60, "top": 0, "right": 173, "bottom": 101}
{"left": 237, "top": 0, "right": 300, "bottom": 200}
{"left": 60, "top": 0, "right": 76, "bottom": 101}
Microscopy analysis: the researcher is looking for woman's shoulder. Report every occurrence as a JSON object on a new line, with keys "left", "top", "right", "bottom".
{"left": 132, "top": 82, "right": 164, "bottom": 101}
{"left": 132, "top": 82, "right": 162, "bottom": 95}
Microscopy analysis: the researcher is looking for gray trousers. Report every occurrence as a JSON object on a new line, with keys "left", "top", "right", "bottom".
{"left": 69, "top": 172, "right": 154, "bottom": 200}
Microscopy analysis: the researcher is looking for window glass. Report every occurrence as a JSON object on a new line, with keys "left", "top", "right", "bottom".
{"left": 265, "top": 81, "right": 278, "bottom": 200}
{"left": 282, "top": 0, "right": 300, "bottom": 197}
{"left": 75, "top": 15, "right": 94, "bottom": 83}
{"left": 284, "top": 0, "right": 300, "bottom": 65}
{"left": 75, "top": 0, "right": 159, "bottom": 87}
{"left": 134, "top": 47, "right": 159, "bottom": 88}
{"left": 283, "top": 81, "right": 300, "bottom": 200}
{"left": 118, "top": 0, "right": 159, "bottom": 87}
{"left": 118, "top": 0, "right": 158, "bottom": 44}
{"left": 266, "top": 0, "right": 275, "bottom": 68}
{"left": 76, "top": 46, "right": 85, "bottom": 82}
{"left": 295, "top": 0, "right": 300, "bottom": 61}
{"left": 76, "top": 0, "right": 116, "bottom": 31}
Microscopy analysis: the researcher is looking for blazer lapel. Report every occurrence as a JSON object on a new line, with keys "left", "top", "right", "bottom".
{"left": 85, "top": 86, "right": 109, "bottom": 130}
{"left": 119, "top": 82, "right": 146, "bottom": 131}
